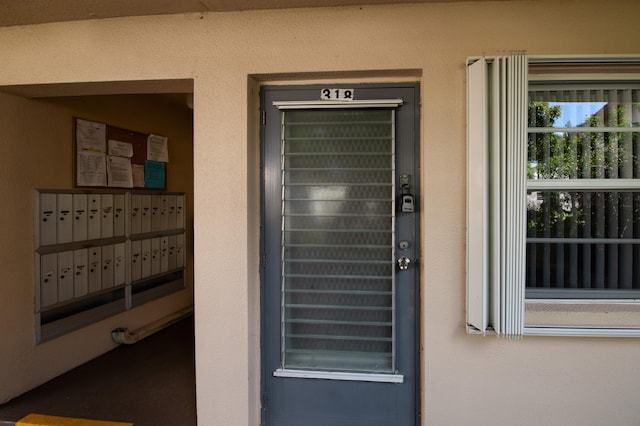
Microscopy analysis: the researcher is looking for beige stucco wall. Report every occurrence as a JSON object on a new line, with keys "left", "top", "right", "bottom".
{"left": 1, "top": 1, "right": 639, "bottom": 424}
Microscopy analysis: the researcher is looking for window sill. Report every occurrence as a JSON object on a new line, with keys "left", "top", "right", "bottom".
{"left": 523, "top": 326, "right": 640, "bottom": 337}
{"left": 467, "top": 300, "right": 640, "bottom": 337}
{"left": 524, "top": 299, "right": 640, "bottom": 337}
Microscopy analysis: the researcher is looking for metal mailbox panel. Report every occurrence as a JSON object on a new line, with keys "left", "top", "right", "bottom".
{"left": 101, "top": 194, "right": 114, "bottom": 239}
{"left": 151, "top": 237, "right": 161, "bottom": 276}
{"left": 176, "top": 195, "right": 185, "bottom": 230}
{"left": 113, "top": 194, "right": 126, "bottom": 237}
{"left": 40, "top": 253, "right": 58, "bottom": 308}
{"left": 130, "top": 240, "right": 142, "bottom": 282}
{"left": 130, "top": 194, "right": 142, "bottom": 235}
{"left": 39, "top": 193, "right": 57, "bottom": 246}
{"left": 74, "top": 248, "right": 89, "bottom": 298}
{"left": 141, "top": 239, "right": 152, "bottom": 279}
{"left": 87, "top": 194, "right": 101, "bottom": 240}
{"left": 113, "top": 243, "right": 126, "bottom": 286}
{"left": 57, "top": 250, "right": 74, "bottom": 302}
{"left": 151, "top": 195, "right": 161, "bottom": 232}
{"left": 141, "top": 195, "right": 152, "bottom": 234}
{"left": 73, "top": 194, "right": 88, "bottom": 242}
{"left": 167, "top": 195, "right": 177, "bottom": 231}
{"left": 160, "top": 236, "right": 169, "bottom": 273}
{"left": 88, "top": 247, "right": 102, "bottom": 293}
{"left": 168, "top": 235, "right": 177, "bottom": 271}
{"left": 101, "top": 245, "right": 114, "bottom": 289}
{"left": 159, "top": 195, "right": 169, "bottom": 231}
{"left": 176, "top": 233, "right": 185, "bottom": 269}
{"left": 56, "top": 194, "right": 73, "bottom": 244}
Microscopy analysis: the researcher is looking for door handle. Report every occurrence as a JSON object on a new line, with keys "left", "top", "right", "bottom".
{"left": 397, "top": 256, "right": 411, "bottom": 271}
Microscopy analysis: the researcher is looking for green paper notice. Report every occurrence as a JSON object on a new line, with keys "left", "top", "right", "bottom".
{"left": 144, "top": 160, "right": 165, "bottom": 188}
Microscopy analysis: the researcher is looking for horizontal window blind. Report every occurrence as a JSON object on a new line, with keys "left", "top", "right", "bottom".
{"left": 527, "top": 86, "right": 640, "bottom": 295}
{"left": 280, "top": 108, "right": 396, "bottom": 373}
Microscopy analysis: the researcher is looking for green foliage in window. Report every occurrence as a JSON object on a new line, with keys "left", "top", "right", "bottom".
{"left": 526, "top": 100, "right": 639, "bottom": 237}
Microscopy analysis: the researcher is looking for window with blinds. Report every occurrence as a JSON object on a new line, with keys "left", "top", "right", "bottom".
{"left": 467, "top": 55, "right": 640, "bottom": 337}
{"left": 280, "top": 108, "right": 396, "bottom": 373}
{"left": 526, "top": 85, "right": 640, "bottom": 297}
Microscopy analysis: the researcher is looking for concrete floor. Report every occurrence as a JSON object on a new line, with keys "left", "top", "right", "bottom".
{"left": 0, "top": 316, "right": 196, "bottom": 426}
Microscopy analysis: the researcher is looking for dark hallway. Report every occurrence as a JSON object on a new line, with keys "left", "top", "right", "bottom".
{"left": 0, "top": 316, "right": 196, "bottom": 426}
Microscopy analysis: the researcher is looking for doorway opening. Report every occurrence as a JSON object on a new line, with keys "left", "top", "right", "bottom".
{"left": 0, "top": 80, "right": 196, "bottom": 425}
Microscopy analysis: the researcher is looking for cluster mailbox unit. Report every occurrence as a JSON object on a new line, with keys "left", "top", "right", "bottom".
{"left": 34, "top": 190, "right": 186, "bottom": 342}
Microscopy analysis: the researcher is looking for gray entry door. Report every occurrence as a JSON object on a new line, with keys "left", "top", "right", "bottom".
{"left": 261, "top": 84, "right": 420, "bottom": 426}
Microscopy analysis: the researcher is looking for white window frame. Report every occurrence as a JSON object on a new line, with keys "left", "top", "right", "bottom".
{"left": 466, "top": 54, "right": 640, "bottom": 338}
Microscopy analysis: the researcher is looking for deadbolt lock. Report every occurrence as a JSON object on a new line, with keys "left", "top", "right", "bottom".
{"left": 397, "top": 256, "right": 411, "bottom": 271}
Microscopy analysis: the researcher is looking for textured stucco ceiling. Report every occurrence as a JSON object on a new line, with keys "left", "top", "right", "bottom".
{"left": 0, "top": 0, "right": 500, "bottom": 27}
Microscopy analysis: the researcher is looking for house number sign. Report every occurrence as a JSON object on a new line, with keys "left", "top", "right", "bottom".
{"left": 320, "top": 88, "right": 354, "bottom": 101}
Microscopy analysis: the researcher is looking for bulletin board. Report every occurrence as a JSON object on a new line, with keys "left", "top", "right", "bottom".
{"left": 74, "top": 118, "right": 168, "bottom": 189}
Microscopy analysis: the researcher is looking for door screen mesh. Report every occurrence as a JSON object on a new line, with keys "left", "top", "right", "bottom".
{"left": 281, "top": 109, "right": 396, "bottom": 373}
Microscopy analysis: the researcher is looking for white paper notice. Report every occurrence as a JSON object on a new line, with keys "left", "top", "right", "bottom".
{"left": 132, "top": 164, "right": 146, "bottom": 188}
{"left": 107, "top": 156, "right": 133, "bottom": 188}
{"left": 77, "top": 151, "right": 107, "bottom": 187}
{"left": 76, "top": 119, "right": 107, "bottom": 153}
{"left": 108, "top": 139, "right": 134, "bottom": 158}
{"left": 147, "top": 134, "right": 169, "bottom": 163}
